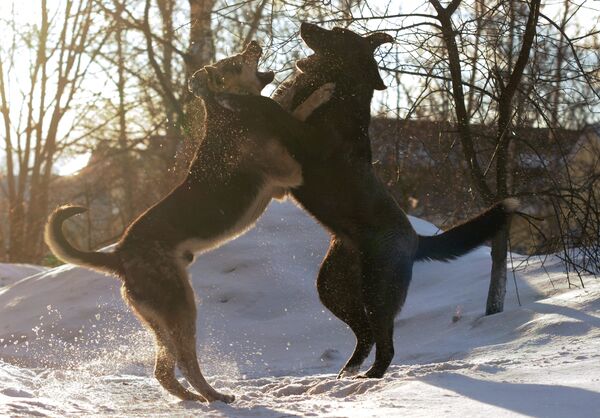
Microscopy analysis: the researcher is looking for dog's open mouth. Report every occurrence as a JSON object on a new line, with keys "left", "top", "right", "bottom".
{"left": 246, "top": 42, "right": 275, "bottom": 89}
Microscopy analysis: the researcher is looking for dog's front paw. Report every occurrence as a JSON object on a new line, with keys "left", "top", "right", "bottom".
{"left": 292, "top": 82, "right": 336, "bottom": 121}
{"left": 313, "top": 82, "right": 336, "bottom": 104}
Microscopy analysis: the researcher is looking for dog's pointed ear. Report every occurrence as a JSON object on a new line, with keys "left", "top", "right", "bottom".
{"left": 367, "top": 32, "right": 393, "bottom": 50}
{"left": 300, "top": 22, "right": 331, "bottom": 52}
{"left": 242, "top": 40, "right": 262, "bottom": 60}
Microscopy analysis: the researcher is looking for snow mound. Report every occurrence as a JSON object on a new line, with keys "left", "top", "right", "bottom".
{"left": 0, "top": 263, "right": 47, "bottom": 288}
{"left": 1, "top": 200, "right": 599, "bottom": 417}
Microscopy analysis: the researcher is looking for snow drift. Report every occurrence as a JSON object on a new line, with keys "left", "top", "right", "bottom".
{"left": 1, "top": 201, "right": 599, "bottom": 417}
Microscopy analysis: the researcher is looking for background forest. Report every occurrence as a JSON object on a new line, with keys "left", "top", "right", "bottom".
{"left": 1, "top": 0, "right": 599, "bottom": 299}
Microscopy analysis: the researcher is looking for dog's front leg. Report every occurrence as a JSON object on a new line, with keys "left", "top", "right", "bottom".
{"left": 213, "top": 92, "right": 337, "bottom": 161}
{"left": 291, "top": 83, "right": 335, "bottom": 121}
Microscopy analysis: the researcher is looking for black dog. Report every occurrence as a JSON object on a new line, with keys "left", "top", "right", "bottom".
{"left": 226, "top": 23, "right": 517, "bottom": 379}
{"left": 279, "top": 23, "right": 519, "bottom": 378}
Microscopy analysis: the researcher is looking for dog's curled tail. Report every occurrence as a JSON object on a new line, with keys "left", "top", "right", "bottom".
{"left": 415, "top": 198, "right": 519, "bottom": 262}
{"left": 45, "top": 205, "right": 122, "bottom": 275}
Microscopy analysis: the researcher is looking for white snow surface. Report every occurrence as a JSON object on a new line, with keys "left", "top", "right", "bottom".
{"left": 0, "top": 200, "right": 599, "bottom": 417}
{"left": 0, "top": 263, "right": 47, "bottom": 288}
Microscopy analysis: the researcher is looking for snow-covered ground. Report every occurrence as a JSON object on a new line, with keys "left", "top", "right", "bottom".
{"left": 1, "top": 201, "right": 599, "bottom": 417}
{"left": 0, "top": 263, "right": 47, "bottom": 288}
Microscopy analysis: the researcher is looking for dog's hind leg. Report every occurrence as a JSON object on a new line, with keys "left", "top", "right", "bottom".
{"left": 124, "top": 297, "right": 206, "bottom": 400}
{"left": 146, "top": 311, "right": 230, "bottom": 403}
{"left": 357, "top": 239, "right": 414, "bottom": 379}
{"left": 153, "top": 331, "right": 206, "bottom": 401}
{"left": 318, "top": 238, "right": 374, "bottom": 378}
{"left": 163, "top": 263, "right": 235, "bottom": 403}
{"left": 172, "top": 322, "right": 235, "bottom": 403}
{"left": 121, "top": 255, "right": 232, "bottom": 403}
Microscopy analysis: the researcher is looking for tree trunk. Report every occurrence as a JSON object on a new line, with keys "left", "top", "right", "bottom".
{"left": 116, "top": 15, "right": 135, "bottom": 222}
{"left": 486, "top": 225, "right": 509, "bottom": 315}
{"left": 486, "top": 0, "right": 539, "bottom": 315}
{"left": 173, "top": 0, "right": 215, "bottom": 176}
{"left": 430, "top": 0, "right": 539, "bottom": 315}
{"left": 187, "top": 0, "right": 215, "bottom": 77}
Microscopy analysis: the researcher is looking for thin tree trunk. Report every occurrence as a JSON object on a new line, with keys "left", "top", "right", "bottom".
{"left": 431, "top": 0, "right": 495, "bottom": 204}
{"left": 187, "top": 0, "right": 215, "bottom": 77}
{"left": 550, "top": 0, "right": 570, "bottom": 126}
{"left": 430, "top": 0, "right": 540, "bottom": 315}
{"left": 116, "top": 13, "right": 135, "bottom": 222}
{"left": 0, "top": 31, "right": 24, "bottom": 261}
{"left": 486, "top": 225, "right": 509, "bottom": 315}
{"left": 157, "top": 0, "right": 181, "bottom": 192}
{"left": 174, "top": 0, "right": 215, "bottom": 174}
{"left": 486, "top": 0, "right": 540, "bottom": 315}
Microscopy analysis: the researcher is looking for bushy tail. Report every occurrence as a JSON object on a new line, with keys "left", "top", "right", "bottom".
{"left": 44, "top": 205, "right": 122, "bottom": 275}
{"left": 415, "top": 198, "right": 519, "bottom": 262}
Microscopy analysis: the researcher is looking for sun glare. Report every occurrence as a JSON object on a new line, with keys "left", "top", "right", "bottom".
{"left": 56, "top": 153, "right": 91, "bottom": 176}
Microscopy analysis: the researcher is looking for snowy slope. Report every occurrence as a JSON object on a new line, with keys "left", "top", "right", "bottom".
{"left": 0, "top": 200, "right": 599, "bottom": 417}
{"left": 0, "top": 263, "right": 47, "bottom": 288}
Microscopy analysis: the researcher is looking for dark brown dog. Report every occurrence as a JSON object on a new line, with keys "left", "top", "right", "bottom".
{"left": 231, "top": 23, "right": 518, "bottom": 379}
{"left": 44, "top": 41, "right": 334, "bottom": 403}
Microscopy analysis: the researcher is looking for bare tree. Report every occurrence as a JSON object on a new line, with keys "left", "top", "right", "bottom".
{"left": 356, "top": 0, "right": 598, "bottom": 311}
{"left": 416, "top": 0, "right": 539, "bottom": 314}
{"left": 2, "top": 0, "right": 597, "bottom": 284}
{"left": 0, "top": 0, "right": 110, "bottom": 261}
